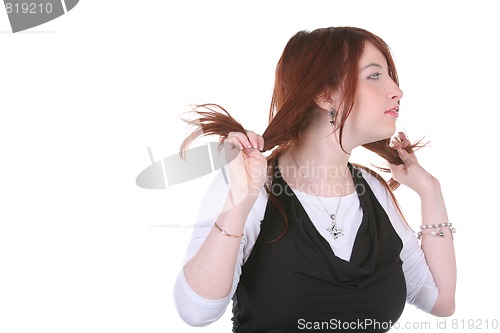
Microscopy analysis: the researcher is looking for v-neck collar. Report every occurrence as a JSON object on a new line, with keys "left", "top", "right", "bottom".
{"left": 270, "top": 162, "right": 403, "bottom": 288}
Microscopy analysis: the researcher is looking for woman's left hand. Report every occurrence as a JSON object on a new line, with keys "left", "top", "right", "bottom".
{"left": 389, "top": 132, "right": 440, "bottom": 197}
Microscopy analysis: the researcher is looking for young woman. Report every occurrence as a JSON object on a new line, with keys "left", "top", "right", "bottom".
{"left": 173, "top": 26, "right": 456, "bottom": 332}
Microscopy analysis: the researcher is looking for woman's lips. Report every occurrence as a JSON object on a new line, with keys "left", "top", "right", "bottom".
{"left": 385, "top": 107, "right": 399, "bottom": 117}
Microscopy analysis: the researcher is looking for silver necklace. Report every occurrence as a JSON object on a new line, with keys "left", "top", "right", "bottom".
{"left": 290, "top": 153, "right": 346, "bottom": 240}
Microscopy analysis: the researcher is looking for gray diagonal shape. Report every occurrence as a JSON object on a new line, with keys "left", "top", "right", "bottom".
{"left": 163, "top": 145, "right": 213, "bottom": 186}
{"left": 209, "top": 142, "right": 228, "bottom": 171}
{"left": 136, "top": 161, "right": 166, "bottom": 189}
{"left": 136, "top": 142, "right": 241, "bottom": 189}
{"left": 5, "top": 1, "right": 65, "bottom": 33}
{"left": 64, "top": 0, "right": 78, "bottom": 11}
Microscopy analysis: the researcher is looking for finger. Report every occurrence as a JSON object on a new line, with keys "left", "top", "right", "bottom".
{"left": 228, "top": 131, "right": 252, "bottom": 149}
{"left": 256, "top": 135, "right": 264, "bottom": 151}
{"left": 223, "top": 135, "right": 244, "bottom": 150}
{"left": 245, "top": 130, "right": 261, "bottom": 149}
{"left": 398, "top": 132, "right": 407, "bottom": 141}
{"left": 396, "top": 133, "right": 409, "bottom": 146}
{"left": 390, "top": 135, "right": 401, "bottom": 146}
{"left": 397, "top": 148, "right": 415, "bottom": 166}
{"left": 242, "top": 145, "right": 265, "bottom": 159}
{"left": 397, "top": 132, "right": 413, "bottom": 151}
{"left": 391, "top": 141, "right": 402, "bottom": 150}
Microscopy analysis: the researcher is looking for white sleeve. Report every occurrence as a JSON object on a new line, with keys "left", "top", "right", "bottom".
{"left": 173, "top": 169, "right": 267, "bottom": 327}
{"left": 360, "top": 169, "right": 438, "bottom": 313}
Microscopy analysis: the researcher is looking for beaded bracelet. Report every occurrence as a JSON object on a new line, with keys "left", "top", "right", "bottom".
{"left": 214, "top": 222, "right": 243, "bottom": 238}
{"left": 417, "top": 222, "right": 456, "bottom": 239}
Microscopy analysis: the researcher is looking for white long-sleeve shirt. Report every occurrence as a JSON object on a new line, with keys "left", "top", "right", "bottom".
{"left": 173, "top": 167, "right": 438, "bottom": 327}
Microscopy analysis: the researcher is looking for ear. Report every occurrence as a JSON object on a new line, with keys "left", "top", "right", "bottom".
{"left": 314, "top": 90, "right": 340, "bottom": 111}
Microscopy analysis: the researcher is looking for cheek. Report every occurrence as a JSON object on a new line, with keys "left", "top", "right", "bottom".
{"left": 347, "top": 100, "right": 393, "bottom": 136}
{"left": 351, "top": 96, "right": 378, "bottom": 122}
{"left": 353, "top": 88, "right": 373, "bottom": 112}
{"left": 344, "top": 104, "right": 371, "bottom": 133}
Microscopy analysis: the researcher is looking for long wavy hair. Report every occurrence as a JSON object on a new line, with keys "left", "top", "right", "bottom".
{"left": 180, "top": 27, "right": 423, "bottom": 238}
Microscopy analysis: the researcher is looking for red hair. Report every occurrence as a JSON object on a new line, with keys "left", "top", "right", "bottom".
{"left": 181, "top": 27, "right": 424, "bottom": 236}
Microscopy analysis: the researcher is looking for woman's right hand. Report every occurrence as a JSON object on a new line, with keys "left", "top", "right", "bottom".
{"left": 222, "top": 130, "right": 267, "bottom": 199}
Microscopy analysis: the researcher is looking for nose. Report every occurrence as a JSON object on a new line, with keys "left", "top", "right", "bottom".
{"left": 389, "top": 80, "right": 403, "bottom": 102}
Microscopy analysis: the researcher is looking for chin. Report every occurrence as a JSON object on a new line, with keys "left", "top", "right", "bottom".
{"left": 351, "top": 124, "right": 396, "bottom": 146}
{"left": 373, "top": 128, "right": 396, "bottom": 142}
{"left": 381, "top": 124, "right": 397, "bottom": 140}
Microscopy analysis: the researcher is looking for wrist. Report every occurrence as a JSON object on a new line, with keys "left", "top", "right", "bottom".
{"left": 418, "top": 222, "right": 456, "bottom": 239}
{"left": 416, "top": 176, "right": 442, "bottom": 199}
{"left": 225, "top": 187, "right": 260, "bottom": 212}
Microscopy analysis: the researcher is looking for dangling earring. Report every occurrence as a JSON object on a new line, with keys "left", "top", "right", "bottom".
{"left": 328, "top": 107, "right": 336, "bottom": 126}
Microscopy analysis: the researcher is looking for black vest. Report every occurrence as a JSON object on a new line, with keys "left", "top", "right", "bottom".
{"left": 232, "top": 164, "right": 406, "bottom": 333}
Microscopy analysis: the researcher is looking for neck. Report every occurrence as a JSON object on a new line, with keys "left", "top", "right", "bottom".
{"left": 279, "top": 120, "right": 355, "bottom": 197}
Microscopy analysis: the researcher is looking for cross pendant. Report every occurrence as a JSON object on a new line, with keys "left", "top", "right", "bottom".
{"left": 326, "top": 214, "right": 344, "bottom": 240}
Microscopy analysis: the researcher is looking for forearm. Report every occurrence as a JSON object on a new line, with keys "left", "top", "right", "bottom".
{"left": 419, "top": 182, "right": 456, "bottom": 316}
{"left": 183, "top": 191, "right": 258, "bottom": 300}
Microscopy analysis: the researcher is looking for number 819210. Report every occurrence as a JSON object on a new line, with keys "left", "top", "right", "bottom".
{"left": 5, "top": 2, "right": 53, "bottom": 14}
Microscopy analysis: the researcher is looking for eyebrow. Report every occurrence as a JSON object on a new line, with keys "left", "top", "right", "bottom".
{"left": 361, "top": 63, "right": 383, "bottom": 71}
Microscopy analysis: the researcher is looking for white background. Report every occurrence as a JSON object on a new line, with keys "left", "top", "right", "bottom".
{"left": 1, "top": 1, "right": 499, "bottom": 332}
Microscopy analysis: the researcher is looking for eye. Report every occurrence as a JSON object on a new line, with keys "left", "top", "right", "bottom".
{"left": 368, "top": 72, "right": 382, "bottom": 80}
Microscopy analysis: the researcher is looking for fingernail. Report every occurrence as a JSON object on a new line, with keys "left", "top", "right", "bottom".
{"left": 245, "top": 141, "right": 252, "bottom": 148}
{"left": 398, "top": 149, "right": 407, "bottom": 156}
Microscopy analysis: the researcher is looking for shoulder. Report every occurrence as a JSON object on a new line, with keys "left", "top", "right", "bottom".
{"left": 354, "top": 165, "right": 411, "bottom": 227}
{"left": 354, "top": 165, "right": 416, "bottom": 238}
{"left": 354, "top": 165, "right": 391, "bottom": 201}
